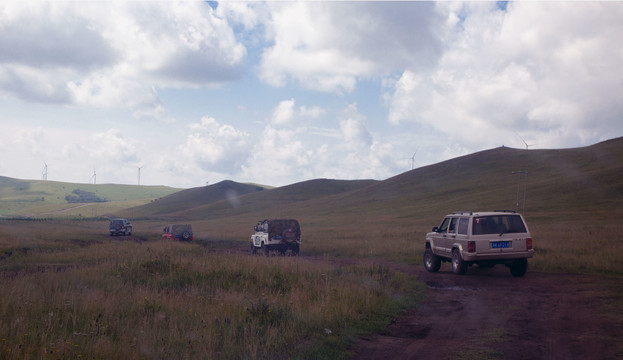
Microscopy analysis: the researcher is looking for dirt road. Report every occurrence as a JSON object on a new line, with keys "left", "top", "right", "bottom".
{"left": 350, "top": 263, "right": 623, "bottom": 360}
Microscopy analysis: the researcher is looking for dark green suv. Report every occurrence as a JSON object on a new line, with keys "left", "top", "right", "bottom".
{"left": 109, "top": 218, "right": 132, "bottom": 236}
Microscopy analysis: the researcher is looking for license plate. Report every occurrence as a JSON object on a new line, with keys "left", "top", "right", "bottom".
{"left": 492, "top": 241, "right": 510, "bottom": 249}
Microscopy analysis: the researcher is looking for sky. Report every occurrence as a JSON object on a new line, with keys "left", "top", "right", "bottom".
{"left": 1, "top": 1, "right": 622, "bottom": 188}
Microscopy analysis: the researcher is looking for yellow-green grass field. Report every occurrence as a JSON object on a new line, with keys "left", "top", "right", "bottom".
{"left": 2, "top": 206, "right": 622, "bottom": 359}
{"left": 0, "top": 220, "right": 424, "bottom": 359}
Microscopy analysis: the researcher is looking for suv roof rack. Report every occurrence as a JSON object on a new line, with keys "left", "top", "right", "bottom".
{"left": 451, "top": 211, "right": 473, "bottom": 215}
{"left": 493, "top": 209, "right": 516, "bottom": 213}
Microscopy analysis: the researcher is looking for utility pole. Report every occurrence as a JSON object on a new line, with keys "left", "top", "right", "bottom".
{"left": 512, "top": 169, "right": 529, "bottom": 214}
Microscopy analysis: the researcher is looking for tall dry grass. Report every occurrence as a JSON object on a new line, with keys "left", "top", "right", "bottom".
{"left": 0, "top": 223, "right": 424, "bottom": 359}
{"left": 526, "top": 213, "right": 623, "bottom": 275}
{"left": 2, "top": 205, "right": 622, "bottom": 359}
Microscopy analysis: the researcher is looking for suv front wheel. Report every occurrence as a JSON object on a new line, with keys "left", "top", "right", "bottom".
{"left": 452, "top": 249, "right": 467, "bottom": 275}
{"left": 423, "top": 248, "right": 441, "bottom": 272}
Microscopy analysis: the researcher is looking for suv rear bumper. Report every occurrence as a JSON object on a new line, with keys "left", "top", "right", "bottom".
{"left": 461, "top": 249, "right": 534, "bottom": 262}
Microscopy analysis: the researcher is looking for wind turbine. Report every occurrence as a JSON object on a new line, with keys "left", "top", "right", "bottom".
{"left": 90, "top": 169, "right": 97, "bottom": 185}
{"left": 516, "top": 132, "right": 536, "bottom": 150}
{"left": 410, "top": 146, "right": 420, "bottom": 170}
{"left": 138, "top": 166, "right": 144, "bottom": 186}
{"left": 42, "top": 162, "right": 48, "bottom": 180}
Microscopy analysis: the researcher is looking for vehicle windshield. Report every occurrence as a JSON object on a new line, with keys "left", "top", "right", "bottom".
{"left": 472, "top": 215, "right": 527, "bottom": 235}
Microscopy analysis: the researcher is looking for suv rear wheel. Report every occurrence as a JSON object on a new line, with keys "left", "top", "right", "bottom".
{"left": 452, "top": 249, "right": 467, "bottom": 275}
{"left": 510, "top": 258, "right": 528, "bottom": 277}
{"left": 423, "top": 249, "right": 441, "bottom": 272}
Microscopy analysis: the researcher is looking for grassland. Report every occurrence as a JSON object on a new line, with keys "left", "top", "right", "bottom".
{"left": 0, "top": 220, "right": 423, "bottom": 359}
{"left": 1, "top": 137, "right": 622, "bottom": 358}
{"left": 0, "top": 177, "right": 181, "bottom": 217}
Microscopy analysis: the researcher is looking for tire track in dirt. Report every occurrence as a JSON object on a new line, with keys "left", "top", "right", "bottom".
{"left": 214, "top": 247, "right": 622, "bottom": 359}
{"left": 349, "top": 264, "right": 623, "bottom": 360}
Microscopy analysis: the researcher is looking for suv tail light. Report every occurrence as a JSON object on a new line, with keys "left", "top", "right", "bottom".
{"left": 526, "top": 238, "right": 533, "bottom": 250}
{"left": 467, "top": 241, "right": 476, "bottom": 253}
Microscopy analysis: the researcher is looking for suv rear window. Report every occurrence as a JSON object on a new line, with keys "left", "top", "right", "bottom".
{"left": 472, "top": 215, "right": 527, "bottom": 235}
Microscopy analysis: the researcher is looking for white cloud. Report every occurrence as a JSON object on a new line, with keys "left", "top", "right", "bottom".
{"left": 180, "top": 116, "right": 249, "bottom": 174}
{"left": 299, "top": 105, "right": 325, "bottom": 119}
{"left": 271, "top": 99, "right": 295, "bottom": 125}
{"left": 269, "top": 99, "right": 326, "bottom": 126}
{"left": 339, "top": 104, "right": 373, "bottom": 150}
{"left": 0, "top": 1, "right": 246, "bottom": 119}
{"left": 241, "top": 125, "right": 311, "bottom": 185}
{"left": 387, "top": 2, "right": 623, "bottom": 150}
{"left": 241, "top": 102, "right": 399, "bottom": 186}
{"left": 258, "top": 2, "right": 444, "bottom": 93}
{"left": 1, "top": 2, "right": 621, "bottom": 189}
{"left": 11, "top": 126, "right": 44, "bottom": 157}
{"left": 0, "top": 123, "right": 146, "bottom": 184}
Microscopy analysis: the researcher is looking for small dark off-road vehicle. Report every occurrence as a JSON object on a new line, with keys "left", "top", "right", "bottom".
{"left": 162, "top": 224, "right": 193, "bottom": 242}
{"left": 109, "top": 218, "right": 132, "bottom": 236}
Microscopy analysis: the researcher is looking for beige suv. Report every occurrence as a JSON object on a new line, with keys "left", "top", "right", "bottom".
{"left": 423, "top": 211, "right": 534, "bottom": 277}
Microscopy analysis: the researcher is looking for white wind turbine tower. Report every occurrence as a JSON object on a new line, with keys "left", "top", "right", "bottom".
{"left": 90, "top": 169, "right": 97, "bottom": 185}
{"left": 516, "top": 133, "right": 536, "bottom": 150}
{"left": 410, "top": 146, "right": 420, "bottom": 170}
{"left": 42, "top": 162, "right": 48, "bottom": 180}
{"left": 138, "top": 166, "right": 144, "bottom": 186}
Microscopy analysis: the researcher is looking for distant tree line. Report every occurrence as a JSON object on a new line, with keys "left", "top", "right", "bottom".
{"left": 65, "top": 189, "right": 107, "bottom": 203}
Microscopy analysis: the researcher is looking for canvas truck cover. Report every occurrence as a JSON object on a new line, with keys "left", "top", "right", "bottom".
{"left": 258, "top": 219, "right": 300, "bottom": 241}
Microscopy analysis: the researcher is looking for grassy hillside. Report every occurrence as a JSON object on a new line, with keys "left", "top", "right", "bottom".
{"left": 115, "top": 137, "right": 623, "bottom": 273}
{"left": 118, "top": 178, "right": 378, "bottom": 222}
{"left": 125, "top": 137, "right": 623, "bottom": 223}
{"left": 0, "top": 177, "right": 181, "bottom": 217}
{"left": 123, "top": 180, "right": 268, "bottom": 218}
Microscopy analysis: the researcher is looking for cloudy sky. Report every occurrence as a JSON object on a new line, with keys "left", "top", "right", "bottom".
{"left": 1, "top": 1, "right": 622, "bottom": 188}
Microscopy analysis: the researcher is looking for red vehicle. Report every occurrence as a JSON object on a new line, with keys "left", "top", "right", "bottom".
{"left": 162, "top": 224, "right": 193, "bottom": 242}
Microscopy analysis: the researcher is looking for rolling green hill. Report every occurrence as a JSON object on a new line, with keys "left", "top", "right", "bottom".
{"left": 0, "top": 177, "right": 182, "bottom": 217}
{"left": 122, "top": 137, "right": 623, "bottom": 224}
{"left": 1, "top": 137, "right": 622, "bottom": 271}
{"left": 125, "top": 180, "right": 268, "bottom": 217}
{"left": 118, "top": 178, "right": 379, "bottom": 219}
{"left": 4, "top": 137, "right": 622, "bottom": 227}
{"left": 119, "top": 137, "right": 620, "bottom": 271}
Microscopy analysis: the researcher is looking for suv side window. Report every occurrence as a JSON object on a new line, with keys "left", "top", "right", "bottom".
{"left": 458, "top": 218, "right": 469, "bottom": 235}
{"left": 438, "top": 217, "right": 450, "bottom": 232}
{"left": 448, "top": 218, "right": 458, "bottom": 234}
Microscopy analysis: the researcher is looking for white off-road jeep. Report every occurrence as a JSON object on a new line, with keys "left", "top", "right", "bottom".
{"left": 251, "top": 219, "right": 301, "bottom": 256}
{"left": 423, "top": 211, "right": 534, "bottom": 277}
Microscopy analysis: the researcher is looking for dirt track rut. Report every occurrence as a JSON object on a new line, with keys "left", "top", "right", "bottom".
{"left": 349, "top": 264, "right": 622, "bottom": 360}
